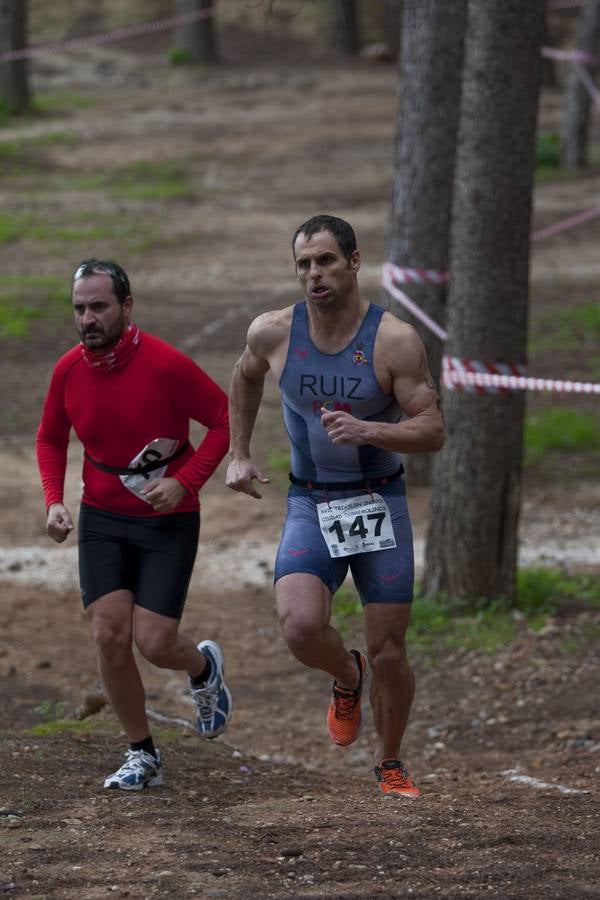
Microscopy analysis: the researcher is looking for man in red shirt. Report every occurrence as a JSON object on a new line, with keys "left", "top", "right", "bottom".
{"left": 37, "top": 259, "right": 232, "bottom": 790}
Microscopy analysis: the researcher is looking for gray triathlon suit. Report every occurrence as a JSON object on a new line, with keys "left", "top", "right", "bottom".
{"left": 274, "top": 302, "right": 414, "bottom": 604}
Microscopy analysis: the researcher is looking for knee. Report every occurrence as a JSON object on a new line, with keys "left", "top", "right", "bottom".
{"left": 279, "top": 613, "right": 322, "bottom": 659}
{"left": 91, "top": 617, "right": 132, "bottom": 666}
{"left": 367, "top": 638, "right": 408, "bottom": 683}
{"left": 134, "top": 629, "right": 173, "bottom": 667}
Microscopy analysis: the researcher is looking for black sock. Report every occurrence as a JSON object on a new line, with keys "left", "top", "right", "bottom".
{"left": 190, "top": 654, "right": 213, "bottom": 687}
{"left": 130, "top": 736, "right": 156, "bottom": 758}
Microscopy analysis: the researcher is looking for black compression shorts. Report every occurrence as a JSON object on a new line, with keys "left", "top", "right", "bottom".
{"left": 78, "top": 504, "right": 200, "bottom": 619}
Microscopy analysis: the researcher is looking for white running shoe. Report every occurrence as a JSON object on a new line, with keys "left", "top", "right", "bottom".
{"left": 103, "top": 748, "right": 162, "bottom": 791}
{"left": 190, "top": 640, "right": 233, "bottom": 738}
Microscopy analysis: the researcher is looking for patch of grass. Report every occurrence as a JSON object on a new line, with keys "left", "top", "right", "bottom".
{"left": 0, "top": 301, "right": 43, "bottom": 338}
{"left": 168, "top": 48, "right": 194, "bottom": 66}
{"left": 0, "top": 274, "right": 69, "bottom": 339}
{"left": 70, "top": 161, "right": 192, "bottom": 201}
{"left": 26, "top": 718, "right": 96, "bottom": 737}
{"left": 267, "top": 449, "right": 291, "bottom": 474}
{"left": 332, "top": 585, "right": 362, "bottom": 637}
{"left": 529, "top": 302, "right": 600, "bottom": 355}
{"left": 33, "top": 700, "right": 70, "bottom": 721}
{"left": 0, "top": 101, "right": 11, "bottom": 127}
{"left": 409, "top": 592, "right": 518, "bottom": 660}
{"left": 34, "top": 91, "right": 96, "bottom": 113}
{"left": 535, "top": 130, "right": 560, "bottom": 168}
{"left": 0, "top": 210, "right": 160, "bottom": 256}
{"left": 524, "top": 407, "right": 600, "bottom": 465}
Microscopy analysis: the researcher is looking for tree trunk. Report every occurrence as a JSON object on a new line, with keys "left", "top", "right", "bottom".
{"left": 424, "top": 0, "right": 546, "bottom": 603}
{"left": 383, "top": 0, "right": 467, "bottom": 486}
{"left": 174, "top": 0, "right": 219, "bottom": 65}
{"left": 0, "top": 0, "right": 30, "bottom": 114}
{"left": 328, "top": 0, "right": 360, "bottom": 55}
{"left": 560, "top": 0, "right": 600, "bottom": 167}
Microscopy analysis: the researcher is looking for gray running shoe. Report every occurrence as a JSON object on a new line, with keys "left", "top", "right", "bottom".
{"left": 103, "top": 748, "right": 162, "bottom": 791}
{"left": 190, "top": 640, "right": 233, "bottom": 738}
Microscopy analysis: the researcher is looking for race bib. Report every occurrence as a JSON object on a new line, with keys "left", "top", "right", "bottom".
{"left": 316, "top": 492, "right": 396, "bottom": 559}
{"left": 119, "top": 438, "right": 179, "bottom": 502}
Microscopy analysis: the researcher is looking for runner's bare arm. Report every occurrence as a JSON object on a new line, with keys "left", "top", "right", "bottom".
{"left": 226, "top": 310, "right": 289, "bottom": 498}
{"left": 320, "top": 316, "right": 445, "bottom": 454}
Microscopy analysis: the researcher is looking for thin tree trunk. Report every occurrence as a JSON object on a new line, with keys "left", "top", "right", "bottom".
{"left": 384, "top": 0, "right": 467, "bottom": 486}
{"left": 174, "top": 0, "right": 219, "bottom": 65}
{"left": 0, "top": 0, "right": 30, "bottom": 113}
{"left": 561, "top": 0, "right": 600, "bottom": 167}
{"left": 328, "top": 0, "right": 360, "bottom": 55}
{"left": 424, "top": 0, "right": 546, "bottom": 603}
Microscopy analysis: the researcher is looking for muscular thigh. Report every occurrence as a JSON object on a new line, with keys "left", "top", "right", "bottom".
{"left": 274, "top": 486, "right": 349, "bottom": 595}
{"left": 350, "top": 486, "right": 414, "bottom": 605}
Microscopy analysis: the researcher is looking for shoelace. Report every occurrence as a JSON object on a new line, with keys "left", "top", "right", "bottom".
{"left": 191, "top": 683, "right": 219, "bottom": 721}
{"left": 333, "top": 687, "right": 358, "bottom": 720}
{"left": 380, "top": 762, "right": 411, "bottom": 788}
{"left": 119, "top": 750, "right": 156, "bottom": 776}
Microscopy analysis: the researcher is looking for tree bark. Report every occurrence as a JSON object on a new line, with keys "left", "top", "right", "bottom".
{"left": 0, "top": 0, "right": 31, "bottom": 114}
{"left": 560, "top": 0, "right": 600, "bottom": 168}
{"left": 424, "top": 0, "right": 546, "bottom": 603}
{"left": 174, "top": 0, "right": 219, "bottom": 65}
{"left": 383, "top": 0, "right": 467, "bottom": 485}
{"left": 328, "top": 0, "right": 360, "bottom": 55}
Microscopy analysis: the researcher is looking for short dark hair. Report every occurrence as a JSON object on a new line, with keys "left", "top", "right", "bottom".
{"left": 72, "top": 259, "right": 131, "bottom": 304}
{"left": 292, "top": 215, "right": 357, "bottom": 262}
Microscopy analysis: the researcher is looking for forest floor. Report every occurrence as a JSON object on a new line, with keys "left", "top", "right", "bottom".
{"left": 1, "top": 11, "right": 600, "bottom": 899}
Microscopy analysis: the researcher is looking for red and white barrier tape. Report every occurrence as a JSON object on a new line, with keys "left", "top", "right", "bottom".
{"left": 384, "top": 265, "right": 447, "bottom": 286}
{"left": 442, "top": 356, "right": 600, "bottom": 395}
{"left": 541, "top": 46, "right": 600, "bottom": 66}
{"left": 573, "top": 60, "right": 600, "bottom": 108}
{"left": 0, "top": 7, "right": 214, "bottom": 64}
{"left": 382, "top": 263, "right": 449, "bottom": 341}
{"left": 531, "top": 203, "right": 600, "bottom": 241}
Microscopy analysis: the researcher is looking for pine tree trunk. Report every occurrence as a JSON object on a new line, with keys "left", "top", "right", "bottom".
{"left": 328, "top": 0, "right": 360, "bottom": 55}
{"left": 0, "top": 0, "right": 31, "bottom": 113}
{"left": 384, "top": 0, "right": 467, "bottom": 486}
{"left": 423, "top": 0, "right": 546, "bottom": 603}
{"left": 175, "top": 0, "right": 219, "bottom": 65}
{"left": 560, "top": 0, "right": 600, "bottom": 167}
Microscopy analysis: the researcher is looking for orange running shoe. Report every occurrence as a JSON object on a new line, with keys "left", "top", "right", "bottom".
{"left": 374, "top": 759, "right": 421, "bottom": 799}
{"left": 327, "top": 649, "right": 368, "bottom": 746}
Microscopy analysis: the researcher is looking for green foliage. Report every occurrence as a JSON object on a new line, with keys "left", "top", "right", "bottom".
{"left": 168, "top": 48, "right": 194, "bottom": 66}
{"left": 34, "top": 91, "right": 96, "bottom": 113}
{"left": 0, "top": 301, "right": 43, "bottom": 338}
{"left": 71, "top": 161, "right": 191, "bottom": 200}
{"left": 0, "top": 209, "right": 159, "bottom": 257}
{"left": 0, "top": 274, "right": 69, "bottom": 340}
{"left": 524, "top": 407, "right": 600, "bottom": 464}
{"left": 331, "top": 569, "right": 600, "bottom": 659}
{"left": 529, "top": 302, "right": 600, "bottom": 355}
{"left": 535, "top": 131, "right": 560, "bottom": 168}
{"left": 332, "top": 585, "right": 362, "bottom": 636}
{"left": 0, "top": 101, "right": 11, "bottom": 127}
{"left": 33, "top": 700, "right": 70, "bottom": 720}
{"left": 267, "top": 449, "right": 291, "bottom": 473}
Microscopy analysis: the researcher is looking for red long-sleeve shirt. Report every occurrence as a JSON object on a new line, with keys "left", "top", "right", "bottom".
{"left": 36, "top": 331, "right": 229, "bottom": 516}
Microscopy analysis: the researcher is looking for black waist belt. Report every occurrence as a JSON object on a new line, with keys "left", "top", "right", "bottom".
{"left": 289, "top": 466, "right": 404, "bottom": 492}
{"left": 85, "top": 441, "right": 191, "bottom": 478}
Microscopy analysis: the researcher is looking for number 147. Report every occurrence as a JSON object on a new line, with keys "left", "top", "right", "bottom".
{"left": 328, "top": 512, "right": 385, "bottom": 543}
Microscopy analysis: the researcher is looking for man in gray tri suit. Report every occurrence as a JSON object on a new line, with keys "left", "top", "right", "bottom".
{"left": 226, "top": 214, "right": 444, "bottom": 798}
